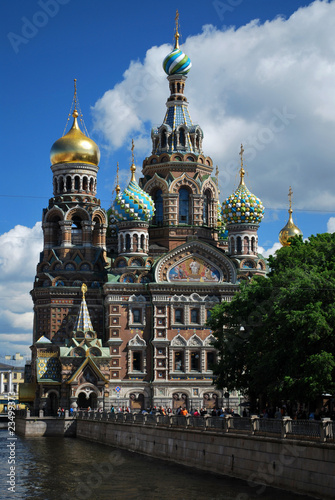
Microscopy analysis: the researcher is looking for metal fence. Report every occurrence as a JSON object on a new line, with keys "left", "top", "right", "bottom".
{"left": 67, "top": 411, "right": 333, "bottom": 443}
{"left": 16, "top": 409, "right": 334, "bottom": 443}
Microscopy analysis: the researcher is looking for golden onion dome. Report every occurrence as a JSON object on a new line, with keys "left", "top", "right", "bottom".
{"left": 50, "top": 110, "right": 100, "bottom": 166}
{"left": 279, "top": 208, "right": 303, "bottom": 246}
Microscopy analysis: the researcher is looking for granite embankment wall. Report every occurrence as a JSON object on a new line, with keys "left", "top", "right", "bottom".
{"left": 15, "top": 415, "right": 76, "bottom": 437}
{"left": 15, "top": 413, "right": 335, "bottom": 499}
{"left": 76, "top": 418, "right": 334, "bottom": 500}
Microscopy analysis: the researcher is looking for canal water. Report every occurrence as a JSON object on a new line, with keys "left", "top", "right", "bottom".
{"left": 0, "top": 430, "right": 315, "bottom": 500}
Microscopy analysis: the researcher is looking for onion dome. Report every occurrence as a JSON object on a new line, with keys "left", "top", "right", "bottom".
{"left": 163, "top": 48, "right": 192, "bottom": 76}
{"left": 50, "top": 110, "right": 100, "bottom": 166}
{"left": 109, "top": 144, "right": 155, "bottom": 222}
{"left": 279, "top": 187, "right": 302, "bottom": 246}
{"left": 222, "top": 145, "right": 264, "bottom": 226}
{"left": 163, "top": 10, "right": 192, "bottom": 76}
{"left": 217, "top": 201, "right": 228, "bottom": 239}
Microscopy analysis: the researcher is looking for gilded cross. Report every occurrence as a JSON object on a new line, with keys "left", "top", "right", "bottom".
{"left": 174, "top": 10, "right": 180, "bottom": 48}
{"left": 288, "top": 186, "right": 293, "bottom": 211}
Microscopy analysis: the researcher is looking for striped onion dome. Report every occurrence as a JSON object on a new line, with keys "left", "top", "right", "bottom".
{"left": 109, "top": 164, "right": 155, "bottom": 222}
{"left": 163, "top": 47, "right": 192, "bottom": 75}
{"left": 222, "top": 169, "right": 264, "bottom": 226}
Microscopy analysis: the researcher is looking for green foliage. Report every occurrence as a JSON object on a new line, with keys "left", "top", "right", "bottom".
{"left": 207, "top": 233, "right": 335, "bottom": 404}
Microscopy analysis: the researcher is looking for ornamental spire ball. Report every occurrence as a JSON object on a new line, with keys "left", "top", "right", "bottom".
{"left": 163, "top": 10, "right": 192, "bottom": 76}
{"left": 222, "top": 145, "right": 264, "bottom": 226}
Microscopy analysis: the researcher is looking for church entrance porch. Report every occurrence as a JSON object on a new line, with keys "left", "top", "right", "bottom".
{"left": 77, "top": 391, "right": 97, "bottom": 410}
{"left": 47, "top": 392, "right": 59, "bottom": 416}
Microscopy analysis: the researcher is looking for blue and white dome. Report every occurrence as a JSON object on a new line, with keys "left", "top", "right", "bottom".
{"left": 163, "top": 47, "right": 192, "bottom": 76}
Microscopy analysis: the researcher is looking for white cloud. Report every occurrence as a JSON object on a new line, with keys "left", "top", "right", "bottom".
{"left": 92, "top": 1, "right": 335, "bottom": 212}
{"left": 259, "top": 242, "right": 282, "bottom": 259}
{"left": 0, "top": 311, "right": 34, "bottom": 330}
{"left": 327, "top": 217, "right": 335, "bottom": 233}
{"left": 0, "top": 223, "right": 42, "bottom": 357}
{"left": 0, "top": 222, "right": 42, "bottom": 280}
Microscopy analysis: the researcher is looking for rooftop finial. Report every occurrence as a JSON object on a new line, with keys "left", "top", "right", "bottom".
{"left": 116, "top": 162, "right": 120, "bottom": 195}
{"left": 81, "top": 283, "right": 87, "bottom": 299}
{"left": 174, "top": 9, "right": 180, "bottom": 49}
{"left": 73, "top": 78, "right": 78, "bottom": 118}
{"left": 130, "top": 139, "right": 136, "bottom": 182}
{"left": 288, "top": 186, "right": 293, "bottom": 213}
{"left": 239, "top": 143, "right": 245, "bottom": 185}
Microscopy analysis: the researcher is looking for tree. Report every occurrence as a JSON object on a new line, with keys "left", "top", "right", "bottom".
{"left": 207, "top": 233, "right": 335, "bottom": 407}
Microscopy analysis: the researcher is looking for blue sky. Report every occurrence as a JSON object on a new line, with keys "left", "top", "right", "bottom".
{"left": 1, "top": 0, "right": 335, "bottom": 358}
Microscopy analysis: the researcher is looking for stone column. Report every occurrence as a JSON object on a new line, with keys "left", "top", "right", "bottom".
{"left": 8, "top": 372, "right": 12, "bottom": 393}
{"left": 82, "top": 221, "right": 93, "bottom": 247}
{"left": 69, "top": 397, "right": 78, "bottom": 410}
{"left": 42, "top": 222, "right": 54, "bottom": 251}
{"left": 0, "top": 372, "right": 4, "bottom": 394}
{"left": 39, "top": 396, "right": 48, "bottom": 411}
{"left": 60, "top": 221, "right": 72, "bottom": 247}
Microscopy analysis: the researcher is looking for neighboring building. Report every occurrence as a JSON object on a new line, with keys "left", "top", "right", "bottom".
{"left": 0, "top": 360, "right": 25, "bottom": 413}
{"left": 23, "top": 17, "right": 267, "bottom": 414}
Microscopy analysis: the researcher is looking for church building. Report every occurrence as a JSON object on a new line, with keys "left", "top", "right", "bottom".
{"left": 25, "top": 15, "right": 267, "bottom": 414}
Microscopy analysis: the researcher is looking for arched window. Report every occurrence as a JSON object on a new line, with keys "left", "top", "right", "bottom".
{"left": 66, "top": 176, "right": 72, "bottom": 192}
{"left": 161, "top": 130, "right": 167, "bottom": 149}
{"left": 230, "top": 237, "right": 235, "bottom": 254}
{"left": 59, "top": 177, "right": 64, "bottom": 193}
{"left": 140, "top": 234, "right": 145, "bottom": 251}
{"left": 179, "top": 188, "right": 190, "bottom": 224}
{"left": 71, "top": 216, "right": 82, "bottom": 246}
{"left": 126, "top": 234, "right": 131, "bottom": 251}
{"left": 179, "top": 128, "right": 185, "bottom": 147}
{"left": 237, "top": 236, "right": 242, "bottom": 254}
{"left": 74, "top": 176, "right": 80, "bottom": 190}
{"left": 203, "top": 189, "right": 211, "bottom": 226}
{"left": 48, "top": 216, "right": 62, "bottom": 246}
{"left": 153, "top": 189, "right": 163, "bottom": 225}
{"left": 83, "top": 176, "right": 88, "bottom": 191}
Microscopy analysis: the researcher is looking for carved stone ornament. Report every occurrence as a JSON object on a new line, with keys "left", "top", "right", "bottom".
{"left": 188, "top": 334, "right": 203, "bottom": 347}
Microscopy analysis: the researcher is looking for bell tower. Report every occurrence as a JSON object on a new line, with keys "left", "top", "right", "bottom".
{"left": 31, "top": 81, "right": 107, "bottom": 345}
{"left": 140, "top": 11, "right": 219, "bottom": 252}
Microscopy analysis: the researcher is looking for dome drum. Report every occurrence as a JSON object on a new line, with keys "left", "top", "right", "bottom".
{"left": 51, "top": 163, "right": 99, "bottom": 175}
{"left": 118, "top": 220, "right": 150, "bottom": 230}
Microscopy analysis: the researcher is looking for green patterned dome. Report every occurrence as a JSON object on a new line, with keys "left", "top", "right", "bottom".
{"left": 222, "top": 168, "right": 264, "bottom": 226}
{"left": 217, "top": 201, "right": 228, "bottom": 239}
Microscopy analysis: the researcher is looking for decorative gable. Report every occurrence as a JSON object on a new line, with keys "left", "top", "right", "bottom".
{"left": 188, "top": 334, "right": 203, "bottom": 347}
{"left": 155, "top": 241, "right": 237, "bottom": 283}
{"left": 171, "top": 334, "right": 187, "bottom": 347}
{"left": 128, "top": 334, "right": 146, "bottom": 347}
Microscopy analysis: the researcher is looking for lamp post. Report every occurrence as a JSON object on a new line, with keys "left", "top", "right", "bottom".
{"left": 224, "top": 391, "right": 230, "bottom": 412}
